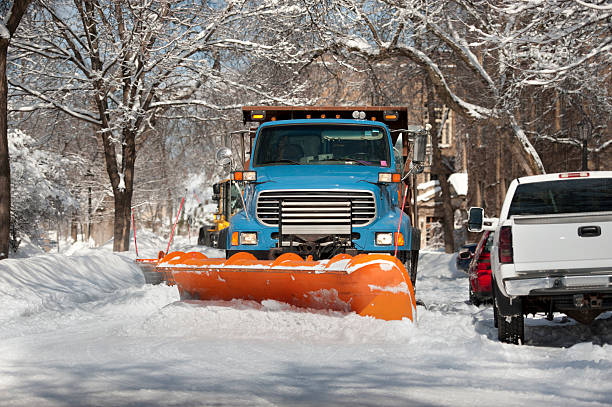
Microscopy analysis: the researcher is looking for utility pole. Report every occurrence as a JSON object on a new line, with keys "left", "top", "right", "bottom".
{"left": 578, "top": 119, "right": 591, "bottom": 171}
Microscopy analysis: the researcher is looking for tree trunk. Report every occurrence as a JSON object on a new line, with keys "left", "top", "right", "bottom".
{"left": 113, "top": 189, "right": 133, "bottom": 252}
{"left": 0, "top": 0, "right": 32, "bottom": 259}
{"left": 99, "top": 125, "right": 136, "bottom": 252}
{"left": 0, "top": 40, "right": 10, "bottom": 260}
{"left": 426, "top": 80, "right": 455, "bottom": 254}
{"left": 70, "top": 218, "right": 78, "bottom": 242}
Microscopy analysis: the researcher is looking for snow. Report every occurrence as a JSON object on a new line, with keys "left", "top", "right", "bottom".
{"left": 448, "top": 172, "right": 468, "bottom": 196}
{"left": 417, "top": 180, "right": 438, "bottom": 190}
{"left": 417, "top": 173, "right": 467, "bottom": 202}
{"left": 0, "top": 22, "right": 9, "bottom": 40}
{"left": 1, "top": 237, "right": 612, "bottom": 406}
{"left": 417, "top": 185, "right": 441, "bottom": 202}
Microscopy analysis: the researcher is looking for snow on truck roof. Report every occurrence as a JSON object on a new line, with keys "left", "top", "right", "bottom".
{"left": 516, "top": 171, "right": 612, "bottom": 184}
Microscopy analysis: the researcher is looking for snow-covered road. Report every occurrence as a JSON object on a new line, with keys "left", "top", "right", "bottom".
{"left": 1, "top": 242, "right": 612, "bottom": 406}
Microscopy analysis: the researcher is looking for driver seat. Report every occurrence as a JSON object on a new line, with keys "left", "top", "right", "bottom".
{"left": 280, "top": 144, "right": 304, "bottom": 161}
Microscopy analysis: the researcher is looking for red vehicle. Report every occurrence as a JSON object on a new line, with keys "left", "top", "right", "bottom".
{"left": 468, "top": 231, "right": 493, "bottom": 306}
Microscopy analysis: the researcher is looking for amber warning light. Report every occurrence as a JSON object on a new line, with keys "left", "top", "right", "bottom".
{"left": 250, "top": 110, "right": 266, "bottom": 121}
{"left": 384, "top": 110, "right": 398, "bottom": 121}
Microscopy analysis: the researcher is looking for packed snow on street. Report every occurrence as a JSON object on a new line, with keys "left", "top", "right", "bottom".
{"left": 1, "top": 234, "right": 612, "bottom": 407}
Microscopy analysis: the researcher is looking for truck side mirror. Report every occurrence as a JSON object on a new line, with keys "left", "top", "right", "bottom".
{"left": 412, "top": 131, "right": 428, "bottom": 164}
{"left": 216, "top": 147, "right": 232, "bottom": 166}
{"left": 468, "top": 207, "right": 484, "bottom": 232}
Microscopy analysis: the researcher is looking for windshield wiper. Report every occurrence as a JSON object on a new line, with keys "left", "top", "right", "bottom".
{"left": 261, "top": 159, "right": 302, "bottom": 165}
{"left": 331, "top": 157, "right": 372, "bottom": 166}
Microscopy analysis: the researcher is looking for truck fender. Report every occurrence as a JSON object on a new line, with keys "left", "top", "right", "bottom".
{"left": 493, "top": 278, "right": 522, "bottom": 317}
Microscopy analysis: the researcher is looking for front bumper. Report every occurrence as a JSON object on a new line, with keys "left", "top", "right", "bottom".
{"left": 504, "top": 274, "right": 612, "bottom": 296}
{"left": 226, "top": 249, "right": 412, "bottom": 261}
{"left": 227, "top": 211, "right": 419, "bottom": 253}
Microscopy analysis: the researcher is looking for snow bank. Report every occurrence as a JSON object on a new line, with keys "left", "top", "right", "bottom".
{"left": 0, "top": 251, "right": 145, "bottom": 323}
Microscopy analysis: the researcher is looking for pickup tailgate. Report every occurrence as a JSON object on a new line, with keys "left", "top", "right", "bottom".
{"left": 512, "top": 212, "right": 612, "bottom": 273}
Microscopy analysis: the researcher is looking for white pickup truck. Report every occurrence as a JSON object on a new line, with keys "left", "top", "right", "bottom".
{"left": 468, "top": 171, "right": 612, "bottom": 344}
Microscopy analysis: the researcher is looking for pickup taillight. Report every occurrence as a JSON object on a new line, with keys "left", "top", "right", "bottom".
{"left": 499, "top": 226, "right": 513, "bottom": 264}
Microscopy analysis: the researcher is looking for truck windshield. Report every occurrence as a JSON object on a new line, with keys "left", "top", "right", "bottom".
{"left": 509, "top": 178, "right": 612, "bottom": 216}
{"left": 252, "top": 124, "right": 391, "bottom": 167}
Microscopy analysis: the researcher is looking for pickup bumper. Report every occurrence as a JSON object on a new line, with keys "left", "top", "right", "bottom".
{"left": 504, "top": 274, "right": 612, "bottom": 296}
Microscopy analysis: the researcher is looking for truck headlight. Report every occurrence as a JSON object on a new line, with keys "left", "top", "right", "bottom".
{"left": 375, "top": 232, "right": 404, "bottom": 246}
{"left": 378, "top": 173, "right": 401, "bottom": 183}
{"left": 376, "top": 232, "right": 393, "bottom": 246}
{"left": 240, "top": 232, "right": 258, "bottom": 245}
{"left": 232, "top": 171, "right": 257, "bottom": 181}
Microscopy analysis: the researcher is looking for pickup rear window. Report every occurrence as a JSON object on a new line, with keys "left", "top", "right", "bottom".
{"left": 509, "top": 178, "right": 612, "bottom": 216}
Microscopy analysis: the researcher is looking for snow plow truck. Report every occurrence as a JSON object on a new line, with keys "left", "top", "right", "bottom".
{"left": 151, "top": 106, "right": 428, "bottom": 321}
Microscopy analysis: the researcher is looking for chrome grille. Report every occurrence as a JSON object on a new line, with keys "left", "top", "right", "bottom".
{"left": 256, "top": 190, "right": 377, "bottom": 229}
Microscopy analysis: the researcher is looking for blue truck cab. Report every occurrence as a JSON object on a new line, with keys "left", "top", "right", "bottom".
{"left": 220, "top": 106, "right": 426, "bottom": 283}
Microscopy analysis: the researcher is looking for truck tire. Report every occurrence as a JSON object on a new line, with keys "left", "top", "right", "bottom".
{"left": 218, "top": 228, "right": 228, "bottom": 250}
{"left": 469, "top": 284, "right": 481, "bottom": 306}
{"left": 491, "top": 279, "right": 498, "bottom": 327}
{"left": 497, "top": 313, "right": 524, "bottom": 345}
{"left": 197, "top": 227, "right": 209, "bottom": 246}
{"left": 410, "top": 250, "right": 419, "bottom": 287}
{"left": 493, "top": 300, "right": 498, "bottom": 328}
{"left": 495, "top": 297, "right": 524, "bottom": 344}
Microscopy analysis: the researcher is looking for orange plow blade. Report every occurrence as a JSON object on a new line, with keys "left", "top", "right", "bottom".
{"left": 136, "top": 257, "right": 175, "bottom": 285}
{"left": 156, "top": 252, "right": 416, "bottom": 321}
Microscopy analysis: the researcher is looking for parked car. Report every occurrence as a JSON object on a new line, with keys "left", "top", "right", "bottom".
{"left": 468, "top": 171, "right": 612, "bottom": 344}
{"left": 468, "top": 231, "right": 493, "bottom": 306}
{"left": 456, "top": 243, "right": 477, "bottom": 272}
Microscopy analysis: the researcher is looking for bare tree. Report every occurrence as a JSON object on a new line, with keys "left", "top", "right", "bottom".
{"left": 292, "top": 0, "right": 610, "bottom": 176}
{"left": 0, "top": 0, "right": 32, "bottom": 259}
{"left": 9, "top": 0, "right": 303, "bottom": 251}
{"left": 426, "top": 79, "right": 455, "bottom": 253}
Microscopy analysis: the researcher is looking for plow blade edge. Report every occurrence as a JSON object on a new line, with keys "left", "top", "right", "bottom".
{"left": 156, "top": 252, "right": 416, "bottom": 321}
{"left": 135, "top": 258, "right": 175, "bottom": 285}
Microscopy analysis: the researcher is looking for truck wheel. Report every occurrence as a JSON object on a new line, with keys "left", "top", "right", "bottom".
{"left": 496, "top": 298, "right": 524, "bottom": 345}
{"left": 409, "top": 250, "right": 419, "bottom": 289}
{"left": 197, "top": 228, "right": 208, "bottom": 246}
{"left": 469, "top": 284, "right": 481, "bottom": 306}
{"left": 491, "top": 279, "right": 498, "bottom": 327}
{"left": 493, "top": 299, "right": 498, "bottom": 328}
{"left": 218, "top": 228, "right": 228, "bottom": 250}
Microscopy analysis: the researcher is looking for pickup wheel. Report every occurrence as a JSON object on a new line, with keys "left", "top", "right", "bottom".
{"left": 491, "top": 280, "right": 498, "bottom": 328}
{"left": 495, "top": 297, "right": 524, "bottom": 345}
{"left": 493, "top": 300, "right": 498, "bottom": 328}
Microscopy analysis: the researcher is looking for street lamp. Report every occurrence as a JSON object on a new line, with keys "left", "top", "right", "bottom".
{"left": 85, "top": 170, "right": 94, "bottom": 243}
{"left": 578, "top": 119, "right": 591, "bottom": 171}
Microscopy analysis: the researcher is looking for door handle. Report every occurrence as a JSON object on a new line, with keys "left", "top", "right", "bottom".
{"left": 578, "top": 226, "right": 601, "bottom": 237}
